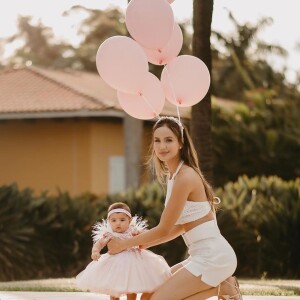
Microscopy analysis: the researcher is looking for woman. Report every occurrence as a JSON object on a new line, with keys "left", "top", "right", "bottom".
{"left": 108, "top": 116, "right": 242, "bottom": 300}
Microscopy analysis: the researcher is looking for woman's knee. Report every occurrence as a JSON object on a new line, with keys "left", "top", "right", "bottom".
{"left": 150, "top": 268, "right": 213, "bottom": 300}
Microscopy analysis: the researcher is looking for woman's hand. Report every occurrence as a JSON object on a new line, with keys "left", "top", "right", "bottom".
{"left": 139, "top": 244, "right": 149, "bottom": 250}
{"left": 107, "top": 237, "right": 127, "bottom": 254}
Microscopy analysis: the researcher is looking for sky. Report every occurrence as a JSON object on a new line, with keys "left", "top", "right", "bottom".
{"left": 1, "top": 0, "right": 299, "bottom": 83}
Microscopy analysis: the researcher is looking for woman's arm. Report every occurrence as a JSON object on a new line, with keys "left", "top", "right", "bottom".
{"left": 108, "top": 174, "right": 193, "bottom": 254}
{"left": 141, "top": 225, "right": 184, "bottom": 249}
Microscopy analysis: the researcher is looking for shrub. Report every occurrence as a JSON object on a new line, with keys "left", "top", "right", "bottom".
{"left": 212, "top": 100, "right": 300, "bottom": 187}
{"left": 1, "top": 175, "right": 299, "bottom": 280}
{"left": 216, "top": 175, "right": 300, "bottom": 278}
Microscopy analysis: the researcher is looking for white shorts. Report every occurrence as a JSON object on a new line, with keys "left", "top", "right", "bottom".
{"left": 181, "top": 220, "right": 237, "bottom": 287}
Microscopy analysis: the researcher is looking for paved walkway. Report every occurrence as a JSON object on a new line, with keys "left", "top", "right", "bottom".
{"left": 1, "top": 292, "right": 300, "bottom": 300}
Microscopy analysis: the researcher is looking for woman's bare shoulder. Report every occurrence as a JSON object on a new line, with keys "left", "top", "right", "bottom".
{"left": 176, "top": 165, "right": 201, "bottom": 184}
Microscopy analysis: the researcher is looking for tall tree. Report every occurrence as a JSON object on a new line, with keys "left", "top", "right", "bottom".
{"left": 191, "top": 0, "right": 214, "bottom": 184}
{"left": 6, "top": 16, "right": 72, "bottom": 68}
{"left": 212, "top": 12, "right": 288, "bottom": 99}
{"left": 63, "top": 6, "right": 127, "bottom": 71}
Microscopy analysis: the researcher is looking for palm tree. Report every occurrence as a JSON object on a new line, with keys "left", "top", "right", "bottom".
{"left": 212, "top": 11, "right": 287, "bottom": 99}
{"left": 191, "top": 0, "right": 214, "bottom": 184}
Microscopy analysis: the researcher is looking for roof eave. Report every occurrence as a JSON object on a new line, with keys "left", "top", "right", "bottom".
{"left": 0, "top": 109, "right": 125, "bottom": 120}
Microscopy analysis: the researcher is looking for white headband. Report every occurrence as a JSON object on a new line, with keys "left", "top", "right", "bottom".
{"left": 107, "top": 208, "right": 132, "bottom": 218}
{"left": 155, "top": 116, "right": 184, "bottom": 140}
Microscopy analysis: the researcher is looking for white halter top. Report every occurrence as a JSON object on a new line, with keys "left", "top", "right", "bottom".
{"left": 165, "top": 161, "right": 212, "bottom": 225}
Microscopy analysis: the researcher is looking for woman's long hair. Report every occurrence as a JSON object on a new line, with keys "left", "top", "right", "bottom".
{"left": 147, "top": 118, "right": 216, "bottom": 208}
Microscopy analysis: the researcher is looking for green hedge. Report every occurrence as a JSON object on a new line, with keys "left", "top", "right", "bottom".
{"left": 216, "top": 175, "right": 300, "bottom": 278}
{"left": 0, "top": 183, "right": 186, "bottom": 281}
{"left": 0, "top": 175, "right": 299, "bottom": 281}
{"left": 212, "top": 99, "right": 300, "bottom": 187}
{"left": 0, "top": 186, "right": 101, "bottom": 280}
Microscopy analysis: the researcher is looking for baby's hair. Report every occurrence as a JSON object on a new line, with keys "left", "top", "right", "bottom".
{"left": 108, "top": 202, "right": 131, "bottom": 214}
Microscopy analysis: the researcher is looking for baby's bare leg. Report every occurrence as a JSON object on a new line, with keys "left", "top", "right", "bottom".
{"left": 141, "top": 293, "right": 152, "bottom": 300}
{"left": 127, "top": 293, "right": 137, "bottom": 300}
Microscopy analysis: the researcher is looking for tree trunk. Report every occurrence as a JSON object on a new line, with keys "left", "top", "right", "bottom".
{"left": 191, "top": 0, "right": 214, "bottom": 185}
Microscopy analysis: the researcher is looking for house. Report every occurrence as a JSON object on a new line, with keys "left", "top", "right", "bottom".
{"left": 0, "top": 66, "right": 191, "bottom": 196}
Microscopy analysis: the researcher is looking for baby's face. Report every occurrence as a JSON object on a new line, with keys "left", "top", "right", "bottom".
{"left": 108, "top": 212, "right": 131, "bottom": 233}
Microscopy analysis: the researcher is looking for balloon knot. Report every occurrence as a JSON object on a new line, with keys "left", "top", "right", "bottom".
{"left": 177, "top": 98, "right": 182, "bottom": 105}
{"left": 138, "top": 91, "right": 143, "bottom": 96}
{"left": 158, "top": 48, "right": 162, "bottom": 53}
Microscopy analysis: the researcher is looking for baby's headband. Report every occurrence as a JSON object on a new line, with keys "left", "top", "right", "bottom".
{"left": 155, "top": 116, "right": 184, "bottom": 140}
{"left": 107, "top": 208, "right": 132, "bottom": 218}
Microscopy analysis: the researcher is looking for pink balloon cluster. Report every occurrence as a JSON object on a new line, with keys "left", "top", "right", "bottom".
{"left": 96, "top": 0, "right": 210, "bottom": 119}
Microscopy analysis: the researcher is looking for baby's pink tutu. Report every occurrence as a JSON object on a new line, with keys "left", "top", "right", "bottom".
{"left": 76, "top": 248, "right": 171, "bottom": 297}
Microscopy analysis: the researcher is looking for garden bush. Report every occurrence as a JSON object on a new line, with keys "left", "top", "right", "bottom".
{"left": 0, "top": 175, "right": 299, "bottom": 280}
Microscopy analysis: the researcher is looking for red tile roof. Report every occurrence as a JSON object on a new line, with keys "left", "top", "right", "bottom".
{"left": 0, "top": 66, "right": 191, "bottom": 119}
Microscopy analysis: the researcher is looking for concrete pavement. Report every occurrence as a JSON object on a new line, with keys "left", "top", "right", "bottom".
{"left": 1, "top": 292, "right": 300, "bottom": 300}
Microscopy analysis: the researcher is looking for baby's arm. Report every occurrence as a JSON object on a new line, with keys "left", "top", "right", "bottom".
{"left": 91, "top": 234, "right": 112, "bottom": 260}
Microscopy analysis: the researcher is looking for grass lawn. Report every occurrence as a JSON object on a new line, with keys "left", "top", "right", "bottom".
{"left": 239, "top": 279, "right": 300, "bottom": 296}
{"left": 0, "top": 278, "right": 299, "bottom": 296}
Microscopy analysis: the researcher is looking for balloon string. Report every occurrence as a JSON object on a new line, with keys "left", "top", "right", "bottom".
{"left": 165, "top": 64, "right": 181, "bottom": 121}
{"left": 141, "top": 93, "right": 158, "bottom": 117}
{"left": 176, "top": 105, "right": 181, "bottom": 123}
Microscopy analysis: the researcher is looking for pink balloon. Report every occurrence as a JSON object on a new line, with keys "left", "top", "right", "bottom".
{"left": 126, "top": 0, "right": 174, "bottom": 50}
{"left": 117, "top": 72, "right": 165, "bottom": 120}
{"left": 161, "top": 55, "right": 210, "bottom": 107}
{"left": 143, "top": 23, "right": 183, "bottom": 65}
{"left": 96, "top": 36, "right": 148, "bottom": 93}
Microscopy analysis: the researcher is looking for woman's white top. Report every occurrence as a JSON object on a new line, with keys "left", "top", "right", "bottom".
{"left": 165, "top": 161, "right": 212, "bottom": 225}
